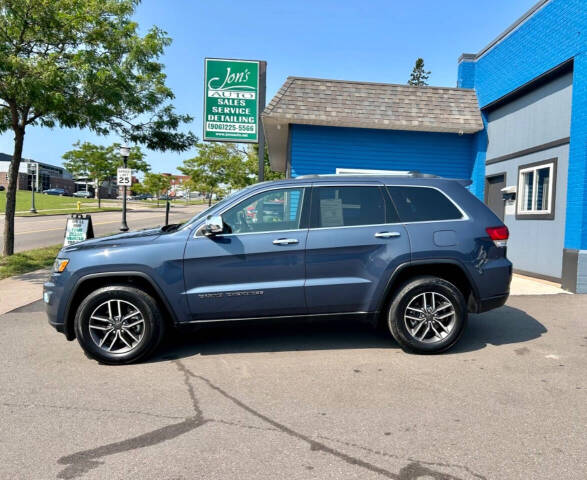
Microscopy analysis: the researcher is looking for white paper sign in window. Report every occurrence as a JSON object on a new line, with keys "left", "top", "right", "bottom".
{"left": 320, "top": 198, "right": 343, "bottom": 227}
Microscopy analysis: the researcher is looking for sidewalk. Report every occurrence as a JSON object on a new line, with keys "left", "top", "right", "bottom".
{"left": 509, "top": 273, "right": 570, "bottom": 295}
{"left": 0, "top": 268, "right": 49, "bottom": 315}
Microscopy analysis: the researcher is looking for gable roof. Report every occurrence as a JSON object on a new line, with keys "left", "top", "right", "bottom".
{"left": 262, "top": 77, "right": 483, "bottom": 172}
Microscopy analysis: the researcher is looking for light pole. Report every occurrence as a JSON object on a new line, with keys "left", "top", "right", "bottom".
{"left": 29, "top": 163, "right": 37, "bottom": 214}
{"left": 119, "top": 145, "right": 130, "bottom": 232}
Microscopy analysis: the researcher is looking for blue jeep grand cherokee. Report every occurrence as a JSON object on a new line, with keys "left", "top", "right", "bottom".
{"left": 44, "top": 175, "right": 512, "bottom": 364}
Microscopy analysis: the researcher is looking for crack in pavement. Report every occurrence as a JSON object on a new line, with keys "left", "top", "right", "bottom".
{"left": 56, "top": 359, "right": 485, "bottom": 480}
{"left": 317, "top": 435, "right": 487, "bottom": 480}
{"left": 56, "top": 362, "right": 210, "bottom": 479}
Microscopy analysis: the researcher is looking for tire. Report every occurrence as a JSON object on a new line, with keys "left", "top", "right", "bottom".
{"left": 387, "top": 276, "right": 467, "bottom": 354}
{"left": 74, "top": 285, "right": 165, "bottom": 365}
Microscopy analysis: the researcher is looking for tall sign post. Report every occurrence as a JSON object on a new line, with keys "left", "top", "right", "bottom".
{"left": 118, "top": 145, "right": 131, "bottom": 232}
{"left": 203, "top": 58, "right": 267, "bottom": 182}
{"left": 28, "top": 162, "right": 38, "bottom": 214}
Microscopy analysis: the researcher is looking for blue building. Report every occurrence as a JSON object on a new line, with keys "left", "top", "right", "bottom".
{"left": 262, "top": 0, "right": 586, "bottom": 292}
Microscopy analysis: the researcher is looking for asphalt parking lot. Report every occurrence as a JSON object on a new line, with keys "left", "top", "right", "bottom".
{"left": 1, "top": 294, "right": 586, "bottom": 480}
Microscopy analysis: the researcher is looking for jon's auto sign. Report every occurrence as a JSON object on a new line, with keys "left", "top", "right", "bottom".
{"left": 203, "top": 58, "right": 262, "bottom": 143}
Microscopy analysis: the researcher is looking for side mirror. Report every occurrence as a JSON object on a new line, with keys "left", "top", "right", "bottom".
{"left": 204, "top": 215, "right": 224, "bottom": 236}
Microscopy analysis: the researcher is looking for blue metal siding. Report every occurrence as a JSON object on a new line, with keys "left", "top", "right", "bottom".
{"left": 565, "top": 52, "right": 587, "bottom": 250}
{"left": 461, "top": 0, "right": 586, "bottom": 252}
{"left": 471, "top": 0, "right": 584, "bottom": 108}
{"left": 457, "top": 60, "right": 476, "bottom": 89}
{"left": 290, "top": 124, "right": 476, "bottom": 183}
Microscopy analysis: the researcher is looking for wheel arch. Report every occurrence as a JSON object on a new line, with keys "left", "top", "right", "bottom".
{"left": 63, "top": 271, "right": 178, "bottom": 341}
{"left": 378, "top": 260, "right": 480, "bottom": 316}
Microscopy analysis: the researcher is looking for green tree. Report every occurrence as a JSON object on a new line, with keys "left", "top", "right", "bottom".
{"left": 244, "top": 144, "right": 285, "bottom": 184}
{"left": 0, "top": 0, "right": 196, "bottom": 256}
{"left": 143, "top": 172, "right": 170, "bottom": 207}
{"left": 131, "top": 182, "right": 147, "bottom": 196}
{"left": 179, "top": 142, "right": 241, "bottom": 206}
{"left": 62, "top": 142, "right": 149, "bottom": 207}
{"left": 408, "top": 58, "right": 431, "bottom": 86}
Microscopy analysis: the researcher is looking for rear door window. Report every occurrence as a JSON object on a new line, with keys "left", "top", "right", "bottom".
{"left": 387, "top": 186, "right": 463, "bottom": 222}
{"left": 310, "top": 186, "right": 396, "bottom": 228}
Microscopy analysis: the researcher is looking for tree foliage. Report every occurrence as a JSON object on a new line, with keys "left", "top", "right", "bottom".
{"left": 179, "top": 141, "right": 285, "bottom": 206}
{"left": 143, "top": 172, "right": 170, "bottom": 206}
{"left": 244, "top": 144, "right": 285, "bottom": 183}
{"left": 0, "top": 0, "right": 196, "bottom": 255}
{"left": 178, "top": 142, "right": 242, "bottom": 206}
{"left": 62, "top": 141, "right": 149, "bottom": 207}
{"left": 408, "top": 58, "right": 431, "bottom": 87}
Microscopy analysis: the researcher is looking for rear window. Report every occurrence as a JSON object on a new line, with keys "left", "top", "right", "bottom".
{"left": 387, "top": 186, "right": 463, "bottom": 222}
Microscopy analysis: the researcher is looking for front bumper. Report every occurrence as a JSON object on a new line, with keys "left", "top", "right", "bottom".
{"left": 44, "top": 273, "right": 70, "bottom": 337}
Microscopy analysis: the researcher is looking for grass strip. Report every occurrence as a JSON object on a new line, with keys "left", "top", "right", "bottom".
{"left": 0, "top": 245, "right": 61, "bottom": 280}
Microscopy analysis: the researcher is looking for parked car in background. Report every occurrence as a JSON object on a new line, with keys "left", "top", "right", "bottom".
{"left": 45, "top": 174, "right": 512, "bottom": 364}
{"left": 43, "top": 188, "right": 67, "bottom": 196}
{"left": 73, "top": 191, "right": 93, "bottom": 198}
{"left": 131, "top": 194, "right": 152, "bottom": 200}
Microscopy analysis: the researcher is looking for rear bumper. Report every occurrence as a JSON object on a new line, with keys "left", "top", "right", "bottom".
{"left": 477, "top": 292, "right": 509, "bottom": 313}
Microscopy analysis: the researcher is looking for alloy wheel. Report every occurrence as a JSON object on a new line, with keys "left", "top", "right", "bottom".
{"left": 88, "top": 299, "right": 145, "bottom": 354}
{"left": 403, "top": 291, "right": 456, "bottom": 343}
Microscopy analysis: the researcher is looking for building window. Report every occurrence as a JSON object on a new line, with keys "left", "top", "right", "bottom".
{"left": 516, "top": 158, "right": 556, "bottom": 220}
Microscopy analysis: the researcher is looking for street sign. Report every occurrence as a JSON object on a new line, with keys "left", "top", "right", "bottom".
{"left": 64, "top": 214, "right": 94, "bottom": 246}
{"left": 203, "top": 58, "right": 264, "bottom": 143}
{"left": 117, "top": 168, "right": 132, "bottom": 186}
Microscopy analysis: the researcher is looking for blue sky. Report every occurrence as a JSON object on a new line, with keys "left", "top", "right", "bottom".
{"left": 0, "top": 0, "right": 537, "bottom": 174}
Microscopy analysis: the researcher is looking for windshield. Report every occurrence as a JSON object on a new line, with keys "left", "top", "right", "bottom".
{"left": 179, "top": 186, "right": 253, "bottom": 231}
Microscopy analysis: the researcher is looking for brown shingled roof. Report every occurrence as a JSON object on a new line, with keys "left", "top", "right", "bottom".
{"left": 263, "top": 77, "right": 483, "bottom": 134}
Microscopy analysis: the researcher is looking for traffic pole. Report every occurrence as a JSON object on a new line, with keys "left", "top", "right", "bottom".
{"left": 119, "top": 146, "right": 130, "bottom": 232}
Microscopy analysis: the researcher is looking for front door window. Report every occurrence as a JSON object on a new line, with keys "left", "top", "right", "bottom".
{"left": 222, "top": 188, "right": 305, "bottom": 234}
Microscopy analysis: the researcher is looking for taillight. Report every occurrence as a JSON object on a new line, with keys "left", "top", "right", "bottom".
{"left": 486, "top": 226, "right": 509, "bottom": 247}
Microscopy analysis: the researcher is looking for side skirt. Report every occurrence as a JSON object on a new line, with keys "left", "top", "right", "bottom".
{"left": 179, "top": 311, "right": 379, "bottom": 325}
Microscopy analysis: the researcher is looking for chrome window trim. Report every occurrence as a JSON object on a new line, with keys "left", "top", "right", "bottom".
{"left": 192, "top": 182, "right": 470, "bottom": 238}
{"left": 194, "top": 184, "right": 311, "bottom": 238}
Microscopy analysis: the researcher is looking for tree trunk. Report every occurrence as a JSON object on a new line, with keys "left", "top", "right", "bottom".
{"left": 208, "top": 191, "right": 212, "bottom": 207}
{"left": 2, "top": 127, "right": 25, "bottom": 257}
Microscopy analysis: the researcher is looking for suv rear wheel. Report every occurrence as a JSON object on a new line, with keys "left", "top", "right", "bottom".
{"left": 74, "top": 285, "right": 165, "bottom": 365}
{"left": 387, "top": 276, "right": 467, "bottom": 354}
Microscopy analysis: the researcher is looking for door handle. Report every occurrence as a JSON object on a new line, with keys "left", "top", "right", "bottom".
{"left": 374, "top": 231, "right": 401, "bottom": 238}
{"left": 272, "top": 238, "right": 299, "bottom": 245}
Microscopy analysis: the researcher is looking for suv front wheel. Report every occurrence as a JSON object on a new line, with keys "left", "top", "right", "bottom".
{"left": 387, "top": 276, "right": 467, "bottom": 354}
{"left": 74, "top": 285, "right": 165, "bottom": 364}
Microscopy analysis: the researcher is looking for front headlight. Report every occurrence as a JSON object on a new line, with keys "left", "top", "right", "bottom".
{"left": 53, "top": 258, "right": 69, "bottom": 273}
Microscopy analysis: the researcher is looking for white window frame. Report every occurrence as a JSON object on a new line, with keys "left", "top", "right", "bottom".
{"left": 517, "top": 161, "right": 554, "bottom": 216}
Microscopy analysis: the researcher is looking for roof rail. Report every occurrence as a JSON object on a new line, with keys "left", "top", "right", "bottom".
{"left": 295, "top": 171, "right": 440, "bottom": 180}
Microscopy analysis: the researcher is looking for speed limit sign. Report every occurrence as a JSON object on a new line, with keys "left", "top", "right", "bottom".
{"left": 117, "top": 168, "right": 132, "bottom": 186}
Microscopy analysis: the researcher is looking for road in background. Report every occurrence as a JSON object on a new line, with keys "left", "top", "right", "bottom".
{"left": 1, "top": 294, "right": 586, "bottom": 479}
{"left": 0, "top": 204, "right": 207, "bottom": 252}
